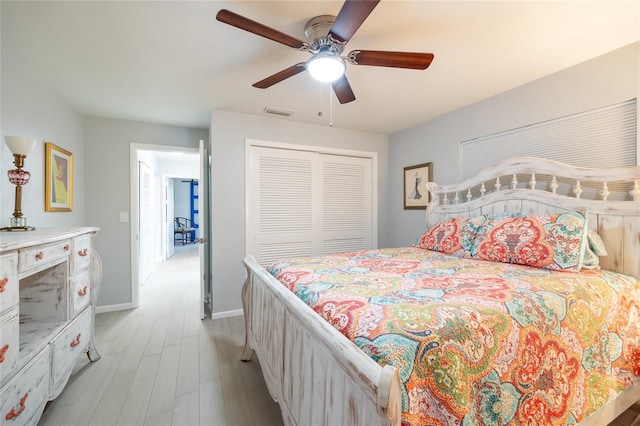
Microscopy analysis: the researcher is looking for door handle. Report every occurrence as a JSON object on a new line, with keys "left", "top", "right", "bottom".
{"left": 196, "top": 238, "right": 208, "bottom": 244}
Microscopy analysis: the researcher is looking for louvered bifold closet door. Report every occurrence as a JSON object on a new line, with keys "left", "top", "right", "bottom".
{"left": 248, "top": 147, "right": 319, "bottom": 266}
{"left": 320, "top": 154, "right": 372, "bottom": 254}
{"left": 247, "top": 146, "right": 374, "bottom": 266}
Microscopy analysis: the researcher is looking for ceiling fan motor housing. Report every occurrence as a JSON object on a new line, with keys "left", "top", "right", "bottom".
{"left": 304, "top": 15, "right": 334, "bottom": 41}
{"left": 304, "top": 15, "right": 345, "bottom": 55}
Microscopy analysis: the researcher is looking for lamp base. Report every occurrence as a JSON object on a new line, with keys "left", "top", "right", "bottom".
{"left": 1, "top": 225, "right": 36, "bottom": 232}
{"left": 1, "top": 216, "right": 36, "bottom": 231}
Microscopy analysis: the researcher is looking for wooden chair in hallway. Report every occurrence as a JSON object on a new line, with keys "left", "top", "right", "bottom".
{"left": 174, "top": 217, "right": 197, "bottom": 245}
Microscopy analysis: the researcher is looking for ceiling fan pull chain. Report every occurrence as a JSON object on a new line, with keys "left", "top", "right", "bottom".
{"left": 330, "top": 84, "right": 334, "bottom": 128}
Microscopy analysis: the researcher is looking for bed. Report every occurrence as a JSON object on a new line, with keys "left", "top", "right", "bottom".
{"left": 240, "top": 156, "right": 640, "bottom": 425}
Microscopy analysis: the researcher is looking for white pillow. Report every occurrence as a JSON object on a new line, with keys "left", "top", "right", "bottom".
{"left": 581, "top": 230, "right": 608, "bottom": 270}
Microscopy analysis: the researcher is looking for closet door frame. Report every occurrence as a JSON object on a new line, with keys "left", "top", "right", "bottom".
{"left": 245, "top": 139, "right": 378, "bottom": 264}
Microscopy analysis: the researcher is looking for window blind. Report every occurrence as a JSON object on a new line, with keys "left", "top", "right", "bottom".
{"left": 461, "top": 99, "right": 637, "bottom": 181}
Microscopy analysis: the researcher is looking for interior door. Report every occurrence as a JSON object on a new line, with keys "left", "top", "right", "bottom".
{"left": 198, "top": 140, "right": 211, "bottom": 319}
{"left": 166, "top": 178, "right": 175, "bottom": 259}
{"left": 139, "top": 161, "right": 154, "bottom": 286}
{"left": 246, "top": 146, "right": 317, "bottom": 266}
{"left": 319, "top": 154, "right": 372, "bottom": 254}
{"left": 246, "top": 146, "right": 374, "bottom": 266}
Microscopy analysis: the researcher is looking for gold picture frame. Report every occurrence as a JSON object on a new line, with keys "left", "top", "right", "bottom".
{"left": 403, "top": 162, "right": 433, "bottom": 210}
{"left": 45, "top": 142, "right": 73, "bottom": 212}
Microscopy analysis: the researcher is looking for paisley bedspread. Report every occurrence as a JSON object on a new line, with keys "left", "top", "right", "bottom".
{"left": 267, "top": 247, "right": 640, "bottom": 425}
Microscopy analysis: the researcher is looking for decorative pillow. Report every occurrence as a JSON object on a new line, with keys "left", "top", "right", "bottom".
{"left": 581, "top": 230, "right": 608, "bottom": 270}
{"left": 474, "top": 211, "right": 588, "bottom": 272}
{"left": 417, "top": 215, "right": 486, "bottom": 258}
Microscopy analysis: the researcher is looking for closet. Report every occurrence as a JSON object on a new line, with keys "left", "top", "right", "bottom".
{"left": 246, "top": 144, "right": 376, "bottom": 266}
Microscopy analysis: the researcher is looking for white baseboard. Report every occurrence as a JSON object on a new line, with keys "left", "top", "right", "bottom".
{"left": 211, "top": 309, "right": 243, "bottom": 320}
{"left": 95, "top": 302, "right": 134, "bottom": 314}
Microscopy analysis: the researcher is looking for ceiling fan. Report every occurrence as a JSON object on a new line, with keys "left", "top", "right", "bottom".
{"left": 216, "top": 0, "right": 434, "bottom": 104}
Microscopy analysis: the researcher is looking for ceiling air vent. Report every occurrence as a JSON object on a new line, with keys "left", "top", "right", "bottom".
{"left": 264, "top": 106, "right": 294, "bottom": 117}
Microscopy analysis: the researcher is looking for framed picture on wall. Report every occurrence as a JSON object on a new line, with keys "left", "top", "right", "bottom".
{"left": 403, "top": 162, "right": 432, "bottom": 209}
{"left": 45, "top": 142, "right": 73, "bottom": 212}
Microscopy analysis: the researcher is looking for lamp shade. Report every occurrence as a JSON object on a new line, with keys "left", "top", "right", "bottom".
{"left": 4, "top": 136, "right": 36, "bottom": 156}
{"left": 306, "top": 52, "right": 346, "bottom": 83}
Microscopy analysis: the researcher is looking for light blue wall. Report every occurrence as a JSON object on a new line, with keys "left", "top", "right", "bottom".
{"left": 388, "top": 42, "right": 640, "bottom": 248}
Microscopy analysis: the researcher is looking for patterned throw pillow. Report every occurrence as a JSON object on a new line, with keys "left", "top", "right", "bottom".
{"left": 418, "top": 216, "right": 486, "bottom": 258}
{"left": 474, "top": 211, "right": 588, "bottom": 272}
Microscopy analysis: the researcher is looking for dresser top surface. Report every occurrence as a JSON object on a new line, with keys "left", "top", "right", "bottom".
{"left": 0, "top": 227, "right": 99, "bottom": 252}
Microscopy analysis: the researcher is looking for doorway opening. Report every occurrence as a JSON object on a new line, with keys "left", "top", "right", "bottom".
{"left": 130, "top": 143, "right": 211, "bottom": 319}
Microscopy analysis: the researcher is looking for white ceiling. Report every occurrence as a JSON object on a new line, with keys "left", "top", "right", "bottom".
{"left": 2, "top": 1, "right": 639, "bottom": 135}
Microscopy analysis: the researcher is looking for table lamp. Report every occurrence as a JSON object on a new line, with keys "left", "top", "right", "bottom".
{"left": 2, "top": 135, "right": 37, "bottom": 231}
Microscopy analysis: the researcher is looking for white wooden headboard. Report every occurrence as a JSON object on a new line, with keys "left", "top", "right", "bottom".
{"left": 425, "top": 157, "right": 640, "bottom": 278}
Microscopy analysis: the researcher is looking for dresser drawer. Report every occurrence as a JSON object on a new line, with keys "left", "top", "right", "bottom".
{"left": 70, "top": 270, "right": 90, "bottom": 318}
{"left": 19, "top": 240, "right": 71, "bottom": 273}
{"left": 0, "top": 253, "right": 19, "bottom": 313}
{"left": 51, "top": 308, "right": 91, "bottom": 387}
{"left": 0, "top": 308, "right": 19, "bottom": 385}
{"left": 71, "top": 234, "right": 92, "bottom": 275}
{"left": 0, "top": 346, "right": 50, "bottom": 426}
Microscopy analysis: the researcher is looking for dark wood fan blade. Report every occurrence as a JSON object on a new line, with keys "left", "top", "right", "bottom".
{"left": 332, "top": 75, "right": 356, "bottom": 104}
{"left": 349, "top": 50, "right": 434, "bottom": 69}
{"left": 253, "top": 63, "right": 307, "bottom": 89}
{"left": 216, "top": 9, "right": 306, "bottom": 49}
{"left": 328, "top": 0, "right": 380, "bottom": 43}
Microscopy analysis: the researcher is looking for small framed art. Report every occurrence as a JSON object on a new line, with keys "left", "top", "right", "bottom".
{"left": 403, "top": 162, "right": 432, "bottom": 209}
{"left": 45, "top": 142, "right": 73, "bottom": 212}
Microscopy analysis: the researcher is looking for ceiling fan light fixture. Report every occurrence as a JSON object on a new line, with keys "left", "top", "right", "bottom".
{"left": 306, "top": 52, "right": 345, "bottom": 83}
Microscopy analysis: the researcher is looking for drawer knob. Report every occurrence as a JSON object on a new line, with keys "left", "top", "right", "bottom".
{"left": 0, "top": 344, "right": 8, "bottom": 363}
{"left": 64, "top": 244, "right": 70, "bottom": 251}
{"left": 0, "top": 277, "right": 7, "bottom": 292}
{"left": 78, "top": 286, "right": 88, "bottom": 297}
{"left": 4, "top": 392, "right": 28, "bottom": 421}
{"left": 36, "top": 252, "right": 44, "bottom": 260}
{"left": 70, "top": 333, "right": 82, "bottom": 348}
{"left": 78, "top": 248, "right": 88, "bottom": 257}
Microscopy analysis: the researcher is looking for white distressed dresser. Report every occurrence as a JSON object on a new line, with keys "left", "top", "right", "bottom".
{"left": 0, "top": 227, "right": 101, "bottom": 425}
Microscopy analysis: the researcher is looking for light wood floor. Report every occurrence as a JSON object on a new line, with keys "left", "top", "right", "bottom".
{"left": 38, "top": 244, "right": 640, "bottom": 426}
{"left": 39, "top": 244, "right": 283, "bottom": 426}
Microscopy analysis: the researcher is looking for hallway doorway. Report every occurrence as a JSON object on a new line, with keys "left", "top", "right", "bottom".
{"left": 130, "top": 143, "right": 211, "bottom": 319}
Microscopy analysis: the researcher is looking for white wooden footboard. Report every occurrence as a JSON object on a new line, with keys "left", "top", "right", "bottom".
{"left": 241, "top": 255, "right": 402, "bottom": 426}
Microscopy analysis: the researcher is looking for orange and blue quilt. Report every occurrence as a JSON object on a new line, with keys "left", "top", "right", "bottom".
{"left": 267, "top": 247, "right": 640, "bottom": 425}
